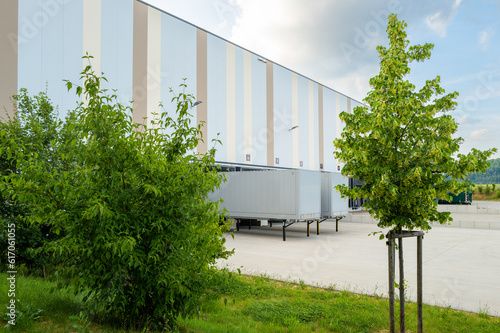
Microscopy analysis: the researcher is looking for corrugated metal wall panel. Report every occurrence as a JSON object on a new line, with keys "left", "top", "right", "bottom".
{"left": 250, "top": 54, "right": 267, "bottom": 166}
{"left": 207, "top": 33, "right": 227, "bottom": 161}
{"left": 160, "top": 12, "right": 197, "bottom": 137}
{"left": 273, "top": 65, "right": 293, "bottom": 167}
{"left": 234, "top": 45, "right": 245, "bottom": 163}
{"left": 101, "top": 0, "right": 134, "bottom": 106}
{"left": 323, "top": 87, "right": 338, "bottom": 172}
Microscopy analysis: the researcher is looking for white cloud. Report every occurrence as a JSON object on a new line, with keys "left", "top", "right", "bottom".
{"left": 144, "top": 0, "right": 474, "bottom": 101}
{"left": 424, "top": 0, "right": 462, "bottom": 37}
{"left": 226, "top": 0, "right": 473, "bottom": 101}
{"left": 478, "top": 28, "right": 495, "bottom": 51}
{"left": 469, "top": 129, "right": 489, "bottom": 139}
{"left": 143, "top": 0, "right": 499, "bottom": 155}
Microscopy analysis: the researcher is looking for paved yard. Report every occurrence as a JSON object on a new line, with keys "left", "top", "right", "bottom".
{"left": 475, "top": 200, "right": 500, "bottom": 210}
{"left": 218, "top": 221, "right": 500, "bottom": 316}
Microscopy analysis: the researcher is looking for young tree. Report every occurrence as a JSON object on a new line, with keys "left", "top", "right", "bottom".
{"left": 334, "top": 14, "right": 496, "bottom": 332}
{"left": 334, "top": 14, "right": 495, "bottom": 231}
{"left": 1, "top": 60, "right": 232, "bottom": 330}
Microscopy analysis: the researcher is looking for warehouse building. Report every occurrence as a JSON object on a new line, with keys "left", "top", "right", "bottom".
{"left": 1, "top": 0, "right": 362, "bottom": 239}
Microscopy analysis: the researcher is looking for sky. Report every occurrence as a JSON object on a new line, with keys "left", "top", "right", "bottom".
{"left": 144, "top": 0, "right": 500, "bottom": 156}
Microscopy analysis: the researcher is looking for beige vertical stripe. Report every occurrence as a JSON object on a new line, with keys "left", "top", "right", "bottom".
{"left": 308, "top": 81, "right": 315, "bottom": 170}
{"left": 243, "top": 50, "right": 252, "bottom": 163}
{"left": 335, "top": 92, "right": 341, "bottom": 169}
{"left": 266, "top": 61, "right": 274, "bottom": 166}
{"left": 147, "top": 7, "right": 161, "bottom": 127}
{"left": 0, "top": 0, "right": 18, "bottom": 120}
{"left": 133, "top": 1, "right": 148, "bottom": 125}
{"left": 196, "top": 29, "right": 208, "bottom": 155}
{"left": 83, "top": 0, "right": 101, "bottom": 76}
{"left": 226, "top": 43, "right": 236, "bottom": 162}
{"left": 318, "top": 85, "right": 324, "bottom": 170}
{"left": 292, "top": 73, "right": 299, "bottom": 168}
{"left": 347, "top": 98, "right": 352, "bottom": 114}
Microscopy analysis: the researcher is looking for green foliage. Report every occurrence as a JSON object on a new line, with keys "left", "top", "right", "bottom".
{"left": 2, "top": 300, "right": 43, "bottom": 331}
{"left": 68, "top": 312, "right": 91, "bottom": 333}
{"left": 485, "top": 184, "right": 491, "bottom": 195}
{"left": 492, "top": 183, "right": 496, "bottom": 192}
{"left": 469, "top": 158, "right": 500, "bottom": 184}
{"left": 0, "top": 59, "right": 232, "bottom": 330}
{"left": 334, "top": 14, "right": 496, "bottom": 231}
{"left": 0, "top": 89, "right": 65, "bottom": 275}
{"left": 478, "top": 185, "right": 484, "bottom": 194}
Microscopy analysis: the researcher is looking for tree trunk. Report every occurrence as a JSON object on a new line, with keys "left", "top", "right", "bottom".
{"left": 388, "top": 232, "right": 396, "bottom": 333}
{"left": 386, "top": 230, "right": 424, "bottom": 333}
{"left": 417, "top": 235, "right": 423, "bottom": 333}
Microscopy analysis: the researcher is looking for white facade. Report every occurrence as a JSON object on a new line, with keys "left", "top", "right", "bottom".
{"left": 0, "top": 0, "right": 364, "bottom": 172}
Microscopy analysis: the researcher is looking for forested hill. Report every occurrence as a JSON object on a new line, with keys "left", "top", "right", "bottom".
{"left": 468, "top": 158, "right": 500, "bottom": 184}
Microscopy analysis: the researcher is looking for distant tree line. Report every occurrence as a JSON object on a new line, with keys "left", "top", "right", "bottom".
{"left": 468, "top": 158, "right": 500, "bottom": 184}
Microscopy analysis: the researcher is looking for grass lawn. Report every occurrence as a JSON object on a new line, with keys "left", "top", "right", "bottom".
{"left": 1, "top": 272, "right": 499, "bottom": 332}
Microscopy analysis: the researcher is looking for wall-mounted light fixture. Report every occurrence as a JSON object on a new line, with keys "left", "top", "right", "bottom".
{"left": 192, "top": 100, "right": 203, "bottom": 108}
{"left": 289, "top": 125, "right": 298, "bottom": 131}
{"left": 258, "top": 58, "right": 267, "bottom": 63}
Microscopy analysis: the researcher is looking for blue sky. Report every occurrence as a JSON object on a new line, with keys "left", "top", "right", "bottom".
{"left": 145, "top": 0, "right": 499, "bottom": 156}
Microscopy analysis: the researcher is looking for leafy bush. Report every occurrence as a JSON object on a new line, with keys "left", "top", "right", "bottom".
{"left": 1, "top": 60, "right": 232, "bottom": 330}
{"left": 0, "top": 89, "right": 65, "bottom": 276}
{"left": 492, "top": 183, "right": 496, "bottom": 192}
{"left": 485, "top": 185, "right": 491, "bottom": 195}
{"left": 478, "top": 185, "right": 484, "bottom": 194}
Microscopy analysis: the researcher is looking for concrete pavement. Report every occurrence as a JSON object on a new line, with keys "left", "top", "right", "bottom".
{"left": 218, "top": 221, "right": 500, "bottom": 316}
{"left": 344, "top": 202, "right": 500, "bottom": 230}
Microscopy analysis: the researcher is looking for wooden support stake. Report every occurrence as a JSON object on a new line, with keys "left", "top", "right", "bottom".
{"left": 317, "top": 220, "right": 320, "bottom": 235}
{"left": 388, "top": 235, "right": 396, "bottom": 333}
{"left": 417, "top": 235, "right": 423, "bottom": 333}
{"left": 399, "top": 237, "right": 405, "bottom": 333}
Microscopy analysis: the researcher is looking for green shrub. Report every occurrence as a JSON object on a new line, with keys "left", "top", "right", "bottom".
{"left": 0, "top": 89, "right": 65, "bottom": 276}
{"left": 0, "top": 60, "right": 232, "bottom": 330}
{"left": 492, "top": 183, "right": 497, "bottom": 192}
{"left": 485, "top": 185, "right": 491, "bottom": 194}
{"left": 478, "top": 185, "right": 484, "bottom": 194}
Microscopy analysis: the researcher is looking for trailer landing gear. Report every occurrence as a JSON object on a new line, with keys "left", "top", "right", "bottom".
{"left": 235, "top": 217, "right": 344, "bottom": 241}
